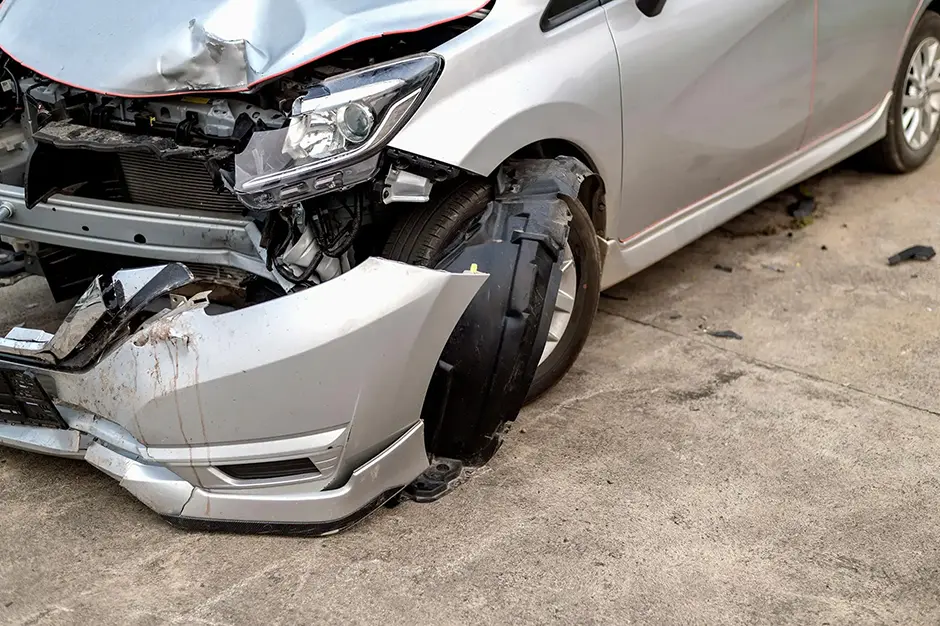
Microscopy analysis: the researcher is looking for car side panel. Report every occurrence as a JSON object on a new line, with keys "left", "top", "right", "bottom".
{"left": 388, "top": 0, "right": 626, "bottom": 236}
{"left": 603, "top": 0, "right": 814, "bottom": 240}
{"left": 804, "top": 0, "right": 923, "bottom": 144}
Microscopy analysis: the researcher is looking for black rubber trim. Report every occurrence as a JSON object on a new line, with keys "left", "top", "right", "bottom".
{"left": 540, "top": 0, "right": 601, "bottom": 31}
{"left": 160, "top": 488, "right": 404, "bottom": 537}
{"left": 216, "top": 458, "right": 319, "bottom": 480}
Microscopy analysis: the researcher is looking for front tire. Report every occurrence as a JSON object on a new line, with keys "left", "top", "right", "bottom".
{"left": 382, "top": 178, "right": 601, "bottom": 403}
{"left": 868, "top": 11, "right": 940, "bottom": 173}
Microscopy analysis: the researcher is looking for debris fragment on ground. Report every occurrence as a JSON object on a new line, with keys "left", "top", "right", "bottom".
{"left": 714, "top": 264, "right": 733, "bottom": 273}
{"left": 761, "top": 264, "right": 785, "bottom": 273}
{"left": 706, "top": 329, "right": 743, "bottom": 340}
{"left": 0, "top": 247, "right": 27, "bottom": 285}
{"left": 0, "top": 247, "right": 25, "bottom": 278}
{"left": 888, "top": 245, "right": 936, "bottom": 266}
{"left": 788, "top": 197, "right": 816, "bottom": 218}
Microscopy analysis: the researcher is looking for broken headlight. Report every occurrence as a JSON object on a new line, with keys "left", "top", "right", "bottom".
{"left": 232, "top": 54, "right": 443, "bottom": 211}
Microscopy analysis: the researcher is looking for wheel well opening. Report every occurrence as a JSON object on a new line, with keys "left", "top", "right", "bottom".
{"left": 507, "top": 140, "right": 607, "bottom": 238}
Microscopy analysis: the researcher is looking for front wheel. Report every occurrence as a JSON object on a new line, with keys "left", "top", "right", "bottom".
{"left": 525, "top": 195, "right": 601, "bottom": 402}
{"left": 382, "top": 179, "right": 601, "bottom": 403}
{"left": 867, "top": 11, "right": 940, "bottom": 173}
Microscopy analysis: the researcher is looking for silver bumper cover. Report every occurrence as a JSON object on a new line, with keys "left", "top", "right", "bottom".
{"left": 0, "top": 257, "right": 487, "bottom": 530}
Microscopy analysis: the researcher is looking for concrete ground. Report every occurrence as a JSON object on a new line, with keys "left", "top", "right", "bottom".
{"left": 3, "top": 157, "right": 940, "bottom": 625}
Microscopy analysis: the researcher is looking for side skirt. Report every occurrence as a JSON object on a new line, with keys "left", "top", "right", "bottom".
{"left": 600, "top": 91, "right": 893, "bottom": 290}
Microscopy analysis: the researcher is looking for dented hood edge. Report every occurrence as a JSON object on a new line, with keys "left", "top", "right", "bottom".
{"left": 0, "top": 0, "right": 488, "bottom": 97}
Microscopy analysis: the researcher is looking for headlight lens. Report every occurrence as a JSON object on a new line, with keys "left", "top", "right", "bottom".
{"left": 233, "top": 54, "right": 442, "bottom": 211}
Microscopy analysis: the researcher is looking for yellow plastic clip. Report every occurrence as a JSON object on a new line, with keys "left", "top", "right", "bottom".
{"left": 469, "top": 263, "right": 479, "bottom": 274}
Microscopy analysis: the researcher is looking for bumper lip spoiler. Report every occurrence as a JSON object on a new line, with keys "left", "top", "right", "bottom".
{"left": 84, "top": 419, "right": 427, "bottom": 534}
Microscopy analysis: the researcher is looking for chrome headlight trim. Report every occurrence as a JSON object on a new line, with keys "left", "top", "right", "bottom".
{"left": 232, "top": 54, "right": 443, "bottom": 209}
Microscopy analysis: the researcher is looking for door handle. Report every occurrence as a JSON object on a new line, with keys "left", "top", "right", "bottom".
{"left": 636, "top": 0, "right": 667, "bottom": 17}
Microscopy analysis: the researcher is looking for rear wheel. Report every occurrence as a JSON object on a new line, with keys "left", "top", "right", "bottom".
{"left": 382, "top": 179, "right": 601, "bottom": 403}
{"left": 867, "top": 11, "right": 940, "bottom": 173}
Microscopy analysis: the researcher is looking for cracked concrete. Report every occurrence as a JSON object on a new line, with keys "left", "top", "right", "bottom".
{"left": 4, "top": 157, "right": 940, "bottom": 624}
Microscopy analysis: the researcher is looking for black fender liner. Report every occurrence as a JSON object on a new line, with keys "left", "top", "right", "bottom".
{"left": 421, "top": 157, "right": 593, "bottom": 465}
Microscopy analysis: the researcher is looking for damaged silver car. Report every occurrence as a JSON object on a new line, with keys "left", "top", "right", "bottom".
{"left": 0, "top": 0, "right": 937, "bottom": 533}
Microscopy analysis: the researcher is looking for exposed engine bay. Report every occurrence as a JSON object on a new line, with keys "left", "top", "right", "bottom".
{"left": 0, "top": 9, "right": 486, "bottom": 304}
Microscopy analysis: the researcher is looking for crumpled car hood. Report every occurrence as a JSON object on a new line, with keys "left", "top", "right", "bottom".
{"left": 0, "top": 0, "right": 486, "bottom": 97}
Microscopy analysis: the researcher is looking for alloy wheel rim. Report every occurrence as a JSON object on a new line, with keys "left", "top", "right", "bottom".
{"left": 902, "top": 37, "right": 940, "bottom": 150}
{"left": 539, "top": 241, "right": 577, "bottom": 366}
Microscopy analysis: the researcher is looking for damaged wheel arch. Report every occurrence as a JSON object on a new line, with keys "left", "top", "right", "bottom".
{"left": 412, "top": 156, "right": 600, "bottom": 466}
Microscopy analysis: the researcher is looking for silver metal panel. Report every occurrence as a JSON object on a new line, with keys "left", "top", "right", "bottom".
{"left": 603, "top": 0, "right": 815, "bottom": 241}
{"left": 0, "top": 185, "right": 271, "bottom": 278}
{"left": 389, "top": 0, "right": 625, "bottom": 236}
{"left": 805, "top": 0, "right": 922, "bottom": 144}
{"left": 601, "top": 93, "right": 892, "bottom": 290}
{"left": 0, "top": 0, "right": 486, "bottom": 96}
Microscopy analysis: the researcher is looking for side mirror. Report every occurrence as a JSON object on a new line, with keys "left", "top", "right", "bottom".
{"left": 636, "top": 0, "right": 668, "bottom": 17}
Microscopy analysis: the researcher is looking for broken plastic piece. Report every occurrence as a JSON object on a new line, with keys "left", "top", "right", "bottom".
{"left": 421, "top": 158, "right": 582, "bottom": 465}
{"left": 888, "top": 245, "right": 936, "bottom": 266}
{"left": 707, "top": 330, "right": 743, "bottom": 340}
{"left": 406, "top": 458, "right": 463, "bottom": 502}
{"left": 714, "top": 264, "right": 733, "bottom": 273}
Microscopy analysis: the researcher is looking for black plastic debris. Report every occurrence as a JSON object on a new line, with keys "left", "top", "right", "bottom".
{"left": 821, "top": 245, "right": 828, "bottom": 251}
{"left": 0, "top": 247, "right": 25, "bottom": 278}
{"left": 888, "top": 245, "right": 936, "bottom": 266}
{"left": 714, "top": 264, "right": 733, "bottom": 273}
{"left": 707, "top": 330, "right": 743, "bottom": 340}
{"left": 423, "top": 158, "right": 583, "bottom": 465}
{"left": 406, "top": 458, "right": 463, "bottom": 503}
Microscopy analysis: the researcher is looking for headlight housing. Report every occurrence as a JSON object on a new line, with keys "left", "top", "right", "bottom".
{"left": 232, "top": 54, "right": 443, "bottom": 210}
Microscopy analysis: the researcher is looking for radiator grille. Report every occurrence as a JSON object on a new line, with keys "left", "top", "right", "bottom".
{"left": 119, "top": 153, "right": 243, "bottom": 213}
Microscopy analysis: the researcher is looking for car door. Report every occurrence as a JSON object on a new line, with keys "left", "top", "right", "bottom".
{"left": 601, "top": 0, "right": 816, "bottom": 241}
{"left": 803, "top": 0, "right": 923, "bottom": 145}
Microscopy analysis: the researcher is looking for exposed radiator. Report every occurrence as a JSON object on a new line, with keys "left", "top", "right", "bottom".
{"left": 119, "top": 153, "right": 243, "bottom": 213}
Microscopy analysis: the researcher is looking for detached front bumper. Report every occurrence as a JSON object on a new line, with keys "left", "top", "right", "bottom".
{"left": 0, "top": 257, "right": 486, "bottom": 532}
